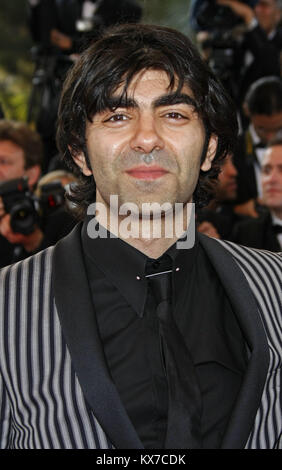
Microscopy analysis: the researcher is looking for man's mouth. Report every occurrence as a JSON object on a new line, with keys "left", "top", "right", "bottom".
{"left": 125, "top": 165, "right": 169, "bottom": 180}
{"left": 266, "top": 189, "right": 282, "bottom": 196}
{"left": 265, "top": 185, "right": 281, "bottom": 193}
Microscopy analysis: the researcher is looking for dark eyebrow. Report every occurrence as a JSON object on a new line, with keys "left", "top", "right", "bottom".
{"left": 152, "top": 93, "right": 198, "bottom": 110}
{"left": 103, "top": 96, "right": 138, "bottom": 111}
{"left": 101, "top": 93, "right": 197, "bottom": 112}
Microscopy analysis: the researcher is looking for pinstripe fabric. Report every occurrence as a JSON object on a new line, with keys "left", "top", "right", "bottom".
{"left": 0, "top": 240, "right": 281, "bottom": 448}
{"left": 217, "top": 241, "right": 282, "bottom": 449}
{"left": 0, "top": 248, "right": 111, "bottom": 449}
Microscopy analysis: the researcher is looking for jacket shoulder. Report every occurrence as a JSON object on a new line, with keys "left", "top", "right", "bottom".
{"left": 216, "top": 238, "right": 281, "bottom": 268}
{"left": 0, "top": 245, "right": 55, "bottom": 294}
{"left": 215, "top": 238, "right": 281, "bottom": 340}
{"left": 215, "top": 239, "right": 281, "bottom": 285}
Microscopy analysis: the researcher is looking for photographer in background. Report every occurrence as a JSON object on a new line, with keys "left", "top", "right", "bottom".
{"left": 0, "top": 120, "right": 42, "bottom": 266}
{"left": 189, "top": 0, "right": 258, "bottom": 32}
{"left": 217, "top": 0, "right": 282, "bottom": 108}
{"left": 27, "top": 0, "right": 143, "bottom": 55}
{"left": 0, "top": 120, "right": 76, "bottom": 267}
{"left": 191, "top": 0, "right": 282, "bottom": 111}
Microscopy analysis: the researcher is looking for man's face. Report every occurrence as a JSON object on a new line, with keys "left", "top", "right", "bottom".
{"left": 0, "top": 140, "right": 26, "bottom": 181}
{"left": 216, "top": 155, "right": 238, "bottom": 201}
{"left": 74, "top": 69, "right": 217, "bottom": 213}
{"left": 255, "top": 0, "right": 281, "bottom": 34}
{"left": 251, "top": 112, "right": 282, "bottom": 144}
{"left": 261, "top": 145, "right": 282, "bottom": 210}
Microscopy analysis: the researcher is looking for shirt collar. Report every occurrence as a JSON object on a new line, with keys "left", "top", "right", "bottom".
{"left": 81, "top": 216, "right": 198, "bottom": 317}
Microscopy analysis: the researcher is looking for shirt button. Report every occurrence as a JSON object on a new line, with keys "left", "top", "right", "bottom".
{"left": 152, "top": 261, "right": 160, "bottom": 270}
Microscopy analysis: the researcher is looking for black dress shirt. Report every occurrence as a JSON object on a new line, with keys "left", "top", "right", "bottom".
{"left": 81, "top": 219, "right": 248, "bottom": 449}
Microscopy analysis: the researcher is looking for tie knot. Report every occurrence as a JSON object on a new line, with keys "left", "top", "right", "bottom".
{"left": 145, "top": 254, "right": 173, "bottom": 304}
{"left": 149, "top": 272, "right": 172, "bottom": 304}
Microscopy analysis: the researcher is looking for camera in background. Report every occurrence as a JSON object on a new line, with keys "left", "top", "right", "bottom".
{"left": 194, "top": 0, "right": 250, "bottom": 98}
{"left": 0, "top": 177, "right": 67, "bottom": 235}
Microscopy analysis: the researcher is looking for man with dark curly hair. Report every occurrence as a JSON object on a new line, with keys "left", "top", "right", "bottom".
{"left": 0, "top": 24, "right": 281, "bottom": 450}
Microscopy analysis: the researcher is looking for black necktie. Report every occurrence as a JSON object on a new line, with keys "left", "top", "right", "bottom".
{"left": 273, "top": 225, "right": 282, "bottom": 234}
{"left": 148, "top": 269, "right": 202, "bottom": 449}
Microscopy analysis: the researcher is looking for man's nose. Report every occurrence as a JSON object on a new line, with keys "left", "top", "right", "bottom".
{"left": 129, "top": 115, "right": 165, "bottom": 154}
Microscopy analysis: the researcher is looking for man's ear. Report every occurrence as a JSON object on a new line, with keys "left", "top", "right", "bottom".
{"left": 200, "top": 134, "right": 218, "bottom": 172}
{"left": 69, "top": 146, "right": 92, "bottom": 176}
{"left": 25, "top": 165, "right": 41, "bottom": 187}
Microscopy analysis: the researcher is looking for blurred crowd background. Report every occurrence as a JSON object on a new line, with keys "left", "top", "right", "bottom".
{"left": 0, "top": 0, "right": 282, "bottom": 268}
{"left": 0, "top": 0, "right": 191, "bottom": 122}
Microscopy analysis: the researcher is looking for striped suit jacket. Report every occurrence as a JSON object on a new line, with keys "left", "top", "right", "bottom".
{"left": 0, "top": 225, "right": 281, "bottom": 449}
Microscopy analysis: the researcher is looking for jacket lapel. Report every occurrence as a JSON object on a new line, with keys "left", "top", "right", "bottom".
{"left": 199, "top": 234, "right": 270, "bottom": 449}
{"left": 52, "top": 224, "right": 143, "bottom": 449}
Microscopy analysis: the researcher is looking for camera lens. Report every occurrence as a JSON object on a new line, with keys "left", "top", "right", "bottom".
{"left": 10, "top": 200, "right": 37, "bottom": 235}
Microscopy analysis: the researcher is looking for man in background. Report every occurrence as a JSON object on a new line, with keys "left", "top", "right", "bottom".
{"left": 190, "top": 0, "right": 282, "bottom": 107}
{"left": 233, "top": 135, "right": 282, "bottom": 250}
{"left": 217, "top": 0, "right": 282, "bottom": 103}
{"left": 0, "top": 120, "right": 42, "bottom": 266}
{"left": 233, "top": 76, "right": 282, "bottom": 216}
{"left": 0, "top": 120, "right": 75, "bottom": 266}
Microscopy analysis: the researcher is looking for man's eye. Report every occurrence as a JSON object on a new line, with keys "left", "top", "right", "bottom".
{"left": 165, "top": 112, "right": 186, "bottom": 120}
{"left": 105, "top": 114, "right": 128, "bottom": 122}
